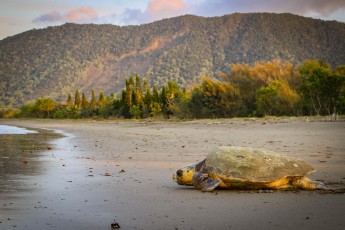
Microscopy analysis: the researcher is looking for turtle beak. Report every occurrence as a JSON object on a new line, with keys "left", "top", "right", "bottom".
{"left": 173, "top": 169, "right": 183, "bottom": 182}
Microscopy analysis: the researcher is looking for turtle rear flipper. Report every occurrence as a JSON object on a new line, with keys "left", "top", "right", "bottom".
{"left": 291, "top": 176, "right": 329, "bottom": 190}
{"left": 193, "top": 172, "right": 221, "bottom": 192}
{"left": 268, "top": 176, "right": 327, "bottom": 190}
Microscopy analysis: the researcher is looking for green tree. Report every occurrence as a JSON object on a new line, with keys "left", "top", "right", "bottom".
{"left": 160, "top": 86, "right": 169, "bottom": 117}
{"left": 334, "top": 65, "right": 345, "bottom": 114}
{"left": 90, "top": 88, "right": 97, "bottom": 109}
{"left": 66, "top": 93, "right": 73, "bottom": 107}
{"left": 256, "top": 83, "right": 279, "bottom": 116}
{"left": 152, "top": 85, "right": 160, "bottom": 104}
{"left": 142, "top": 88, "right": 153, "bottom": 118}
{"left": 188, "top": 88, "right": 209, "bottom": 118}
{"left": 98, "top": 91, "right": 106, "bottom": 106}
{"left": 256, "top": 80, "right": 300, "bottom": 116}
{"left": 81, "top": 93, "right": 89, "bottom": 109}
{"left": 130, "top": 105, "right": 142, "bottom": 119}
{"left": 159, "top": 81, "right": 179, "bottom": 118}
{"left": 298, "top": 60, "right": 335, "bottom": 115}
{"left": 74, "top": 90, "right": 81, "bottom": 108}
{"left": 188, "top": 77, "right": 240, "bottom": 118}
{"left": 119, "top": 76, "right": 138, "bottom": 118}
{"left": 120, "top": 89, "right": 132, "bottom": 118}
{"left": 134, "top": 74, "right": 143, "bottom": 106}
{"left": 19, "top": 102, "right": 36, "bottom": 117}
{"left": 34, "top": 98, "right": 57, "bottom": 118}
{"left": 126, "top": 76, "right": 135, "bottom": 107}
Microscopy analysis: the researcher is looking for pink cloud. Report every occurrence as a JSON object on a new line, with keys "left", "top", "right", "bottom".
{"left": 33, "top": 6, "right": 98, "bottom": 24}
{"left": 147, "top": 0, "right": 187, "bottom": 13}
{"left": 66, "top": 7, "right": 98, "bottom": 22}
{"left": 122, "top": 0, "right": 189, "bottom": 24}
{"left": 147, "top": 0, "right": 188, "bottom": 20}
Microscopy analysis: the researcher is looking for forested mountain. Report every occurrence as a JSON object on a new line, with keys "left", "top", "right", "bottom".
{"left": 1, "top": 13, "right": 345, "bottom": 107}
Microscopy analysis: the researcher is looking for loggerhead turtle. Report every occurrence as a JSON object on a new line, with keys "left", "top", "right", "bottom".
{"left": 173, "top": 146, "right": 325, "bottom": 192}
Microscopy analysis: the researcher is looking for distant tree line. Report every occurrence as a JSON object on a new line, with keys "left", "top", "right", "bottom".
{"left": 1, "top": 60, "right": 344, "bottom": 119}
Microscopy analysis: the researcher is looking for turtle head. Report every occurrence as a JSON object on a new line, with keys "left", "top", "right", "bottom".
{"left": 173, "top": 159, "right": 205, "bottom": 186}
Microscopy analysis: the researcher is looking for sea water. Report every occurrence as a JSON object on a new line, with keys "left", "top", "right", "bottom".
{"left": 0, "top": 125, "right": 60, "bottom": 195}
{"left": 0, "top": 125, "right": 38, "bottom": 134}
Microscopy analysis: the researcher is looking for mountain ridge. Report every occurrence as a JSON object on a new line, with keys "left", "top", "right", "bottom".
{"left": 1, "top": 12, "right": 345, "bottom": 107}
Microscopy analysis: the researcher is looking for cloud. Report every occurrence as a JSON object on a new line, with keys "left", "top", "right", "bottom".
{"left": 121, "top": 8, "right": 145, "bottom": 25}
{"left": 121, "top": 0, "right": 189, "bottom": 24}
{"left": 33, "top": 11, "right": 64, "bottom": 23}
{"left": 147, "top": 0, "right": 187, "bottom": 13}
{"left": 32, "top": 0, "right": 345, "bottom": 27}
{"left": 297, "top": 0, "right": 345, "bottom": 17}
{"left": 33, "top": 6, "right": 98, "bottom": 24}
{"left": 188, "top": 0, "right": 345, "bottom": 19}
{"left": 66, "top": 7, "right": 98, "bottom": 22}
{"left": 119, "top": 0, "right": 345, "bottom": 25}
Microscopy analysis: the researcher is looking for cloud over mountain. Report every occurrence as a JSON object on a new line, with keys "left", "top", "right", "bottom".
{"left": 121, "top": 0, "right": 189, "bottom": 24}
{"left": 31, "top": 0, "right": 345, "bottom": 26}
{"left": 33, "top": 6, "right": 98, "bottom": 24}
{"left": 188, "top": 0, "right": 345, "bottom": 19}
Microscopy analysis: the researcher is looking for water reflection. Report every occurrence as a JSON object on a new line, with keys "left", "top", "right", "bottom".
{"left": 0, "top": 128, "right": 62, "bottom": 194}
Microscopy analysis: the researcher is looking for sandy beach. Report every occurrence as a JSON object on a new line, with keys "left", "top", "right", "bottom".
{"left": 0, "top": 118, "right": 344, "bottom": 230}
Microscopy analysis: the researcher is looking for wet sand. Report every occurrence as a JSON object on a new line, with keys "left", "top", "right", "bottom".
{"left": 0, "top": 128, "right": 62, "bottom": 195}
{"left": 0, "top": 118, "right": 344, "bottom": 230}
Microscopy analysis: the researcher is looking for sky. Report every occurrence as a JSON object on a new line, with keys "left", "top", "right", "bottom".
{"left": 1, "top": 0, "right": 345, "bottom": 40}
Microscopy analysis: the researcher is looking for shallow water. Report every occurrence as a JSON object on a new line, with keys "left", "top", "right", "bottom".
{"left": 0, "top": 127, "right": 62, "bottom": 194}
{"left": 0, "top": 125, "right": 38, "bottom": 134}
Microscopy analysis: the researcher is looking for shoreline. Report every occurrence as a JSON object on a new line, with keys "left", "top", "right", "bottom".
{"left": 0, "top": 126, "right": 64, "bottom": 194}
{"left": 0, "top": 119, "right": 344, "bottom": 229}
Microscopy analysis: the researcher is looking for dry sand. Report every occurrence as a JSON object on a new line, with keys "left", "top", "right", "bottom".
{"left": 0, "top": 118, "right": 344, "bottom": 230}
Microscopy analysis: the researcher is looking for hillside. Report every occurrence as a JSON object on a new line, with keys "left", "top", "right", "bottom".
{"left": 1, "top": 13, "right": 345, "bottom": 107}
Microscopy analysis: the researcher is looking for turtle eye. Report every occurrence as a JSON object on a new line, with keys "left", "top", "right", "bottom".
{"left": 176, "top": 169, "right": 183, "bottom": 177}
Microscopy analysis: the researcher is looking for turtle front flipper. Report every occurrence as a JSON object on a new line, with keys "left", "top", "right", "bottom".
{"left": 192, "top": 171, "right": 221, "bottom": 192}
